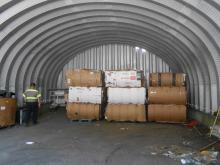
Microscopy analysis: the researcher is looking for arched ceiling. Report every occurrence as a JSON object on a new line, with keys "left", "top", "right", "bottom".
{"left": 0, "top": 0, "right": 220, "bottom": 112}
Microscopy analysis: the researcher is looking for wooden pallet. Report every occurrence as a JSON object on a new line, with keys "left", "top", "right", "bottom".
{"left": 70, "top": 119, "right": 95, "bottom": 123}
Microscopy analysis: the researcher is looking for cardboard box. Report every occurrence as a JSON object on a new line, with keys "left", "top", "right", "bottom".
{"left": 148, "top": 87, "right": 186, "bottom": 105}
{"left": 105, "top": 70, "right": 144, "bottom": 87}
{"left": 66, "top": 69, "right": 103, "bottom": 87}
{"left": 108, "top": 87, "right": 146, "bottom": 104}
{"left": 105, "top": 104, "right": 146, "bottom": 122}
{"left": 66, "top": 103, "right": 101, "bottom": 120}
{"left": 148, "top": 104, "right": 187, "bottom": 123}
{"left": 0, "top": 98, "right": 17, "bottom": 127}
{"left": 69, "top": 87, "right": 103, "bottom": 104}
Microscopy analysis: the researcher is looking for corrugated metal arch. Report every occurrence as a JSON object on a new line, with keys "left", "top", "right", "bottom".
{"left": 0, "top": 0, "right": 220, "bottom": 113}
{"left": 7, "top": 11, "right": 204, "bottom": 105}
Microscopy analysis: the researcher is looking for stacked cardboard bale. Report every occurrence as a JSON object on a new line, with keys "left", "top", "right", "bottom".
{"left": 148, "top": 73, "right": 187, "bottom": 123}
{"left": 65, "top": 69, "right": 105, "bottom": 120}
{"left": 105, "top": 70, "right": 146, "bottom": 122}
{"left": 149, "top": 73, "right": 186, "bottom": 87}
{"left": 0, "top": 98, "right": 17, "bottom": 127}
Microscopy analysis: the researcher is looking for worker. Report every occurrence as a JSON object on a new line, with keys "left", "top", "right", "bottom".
{"left": 23, "top": 82, "right": 41, "bottom": 126}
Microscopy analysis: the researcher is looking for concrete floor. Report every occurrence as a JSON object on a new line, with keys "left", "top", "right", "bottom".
{"left": 0, "top": 109, "right": 219, "bottom": 165}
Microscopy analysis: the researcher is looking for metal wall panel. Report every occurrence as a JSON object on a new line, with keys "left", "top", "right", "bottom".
{"left": 57, "top": 44, "right": 171, "bottom": 88}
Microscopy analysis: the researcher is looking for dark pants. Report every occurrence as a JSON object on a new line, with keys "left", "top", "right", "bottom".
{"left": 25, "top": 102, "right": 38, "bottom": 124}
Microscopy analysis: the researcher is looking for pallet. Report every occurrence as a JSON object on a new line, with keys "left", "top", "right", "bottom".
{"left": 70, "top": 119, "right": 95, "bottom": 123}
{"left": 107, "top": 120, "right": 146, "bottom": 123}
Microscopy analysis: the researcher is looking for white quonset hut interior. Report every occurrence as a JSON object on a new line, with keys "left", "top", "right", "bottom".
{"left": 0, "top": 1, "right": 220, "bottom": 165}
{"left": 1, "top": 0, "right": 220, "bottom": 113}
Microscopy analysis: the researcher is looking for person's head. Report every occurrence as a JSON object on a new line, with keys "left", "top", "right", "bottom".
{"left": 30, "top": 82, "right": 36, "bottom": 89}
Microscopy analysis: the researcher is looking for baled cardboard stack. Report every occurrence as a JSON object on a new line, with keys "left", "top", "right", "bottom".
{"left": 0, "top": 98, "right": 17, "bottom": 127}
{"left": 105, "top": 70, "right": 146, "bottom": 122}
{"left": 105, "top": 104, "right": 146, "bottom": 122}
{"left": 148, "top": 87, "right": 186, "bottom": 105}
{"left": 107, "top": 88, "right": 146, "bottom": 104}
{"left": 66, "top": 69, "right": 105, "bottom": 120}
{"left": 148, "top": 73, "right": 187, "bottom": 123}
{"left": 147, "top": 104, "right": 186, "bottom": 122}
{"left": 150, "top": 73, "right": 186, "bottom": 87}
{"left": 66, "top": 69, "right": 103, "bottom": 87}
{"left": 105, "top": 70, "right": 145, "bottom": 88}
{"left": 66, "top": 103, "right": 101, "bottom": 120}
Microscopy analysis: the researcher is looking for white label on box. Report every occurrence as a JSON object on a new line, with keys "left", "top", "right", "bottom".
{"left": 68, "top": 87, "right": 102, "bottom": 104}
{"left": 105, "top": 71, "right": 142, "bottom": 87}
{"left": 0, "top": 106, "right": 6, "bottom": 111}
{"left": 108, "top": 88, "right": 146, "bottom": 104}
{"left": 67, "top": 79, "right": 71, "bottom": 83}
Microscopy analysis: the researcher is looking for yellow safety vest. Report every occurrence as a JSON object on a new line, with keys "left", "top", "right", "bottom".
{"left": 23, "top": 89, "right": 41, "bottom": 102}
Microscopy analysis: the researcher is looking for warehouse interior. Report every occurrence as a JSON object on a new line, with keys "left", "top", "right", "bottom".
{"left": 0, "top": 0, "right": 220, "bottom": 164}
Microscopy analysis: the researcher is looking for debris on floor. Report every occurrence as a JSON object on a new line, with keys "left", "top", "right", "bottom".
{"left": 199, "top": 140, "right": 220, "bottom": 152}
{"left": 182, "top": 140, "right": 192, "bottom": 146}
{"left": 200, "top": 150, "right": 219, "bottom": 162}
{"left": 120, "top": 127, "right": 129, "bottom": 131}
{"left": 186, "top": 120, "right": 199, "bottom": 129}
{"left": 95, "top": 123, "right": 100, "bottom": 127}
{"left": 186, "top": 120, "right": 203, "bottom": 136}
{"left": 148, "top": 145, "right": 219, "bottom": 165}
{"left": 25, "top": 141, "right": 35, "bottom": 145}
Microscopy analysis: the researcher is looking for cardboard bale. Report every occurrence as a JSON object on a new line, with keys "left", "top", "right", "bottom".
{"left": 0, "top": 98, "right": 17, "bottom": 127}
{"left": 68, "top": 87, "right": 103, "bottom": 104}
{"left": 148, "top": 104, "right": 187, "bottom": 123}
{"left": 175, "top": 73, "right": 186, "bottom": 87}
{"left": 150, "top": 73, "right": 160, "bottom": 86}
{"left": 105, "top": 70, "right": 145, "bottom": 87}
{"left": 108, "top": 87, "right": 146, "bottom": 104}
{"left": 66, "top": 103, "right": 101, "bottom": 120}
{"left": 66, "top": 69, "right": 103, "bottom": 87}
{"left": 150, "top": 73, "right": 186, "bottom": 87}
{"left": 148, "top": 87, "right": 187, "bottom": 105}
{"left": 105, "top": 104, "right": 146, "bottom": 122}
{"left": 160, "top": 73, "right": 173, "bottom": 86}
